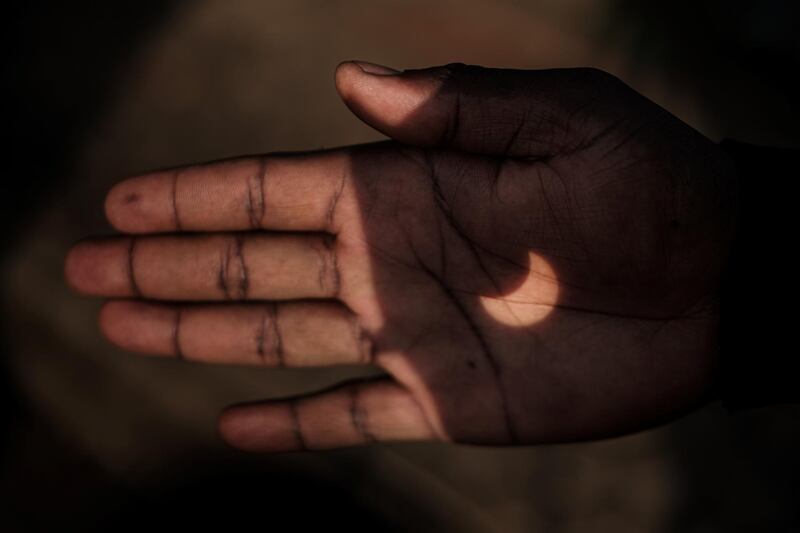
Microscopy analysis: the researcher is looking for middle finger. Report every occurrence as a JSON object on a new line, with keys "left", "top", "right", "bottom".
{"left": 65, "top": 232, "right": 341, "bottom": 301}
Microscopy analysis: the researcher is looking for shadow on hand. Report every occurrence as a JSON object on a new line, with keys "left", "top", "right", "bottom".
{"left": 343, "top": 64, "right": 732, "bottom": 447}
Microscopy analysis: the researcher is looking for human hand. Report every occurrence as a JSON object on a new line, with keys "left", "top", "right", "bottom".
{"left": 65, "top": 61, "right": 738, "bottom": 452}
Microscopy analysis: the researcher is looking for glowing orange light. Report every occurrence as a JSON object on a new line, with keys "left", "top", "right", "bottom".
{"left": 479, "top": 252, "right": 558, "bottom": 326}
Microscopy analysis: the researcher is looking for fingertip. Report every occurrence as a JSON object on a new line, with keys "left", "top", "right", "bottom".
{"left": 98, "top": 300, "right": 176, "bottom": 356}
{"left": 333, "top": 60, "right": 448, "bottom": 145}
{"left": 63, "top": 239, "right": 87, "bottom": 294}
{"left": 335, "top": 59, "right": 401, "bottom": 81}
{"left": 217, "top": 404, "right": 246, "bottom": 449}
{"left": 217, "top": 403, "right": 267, "bottom": 452}
{"left": 217, "top": 402, "right": 299, "bottom": 453}
{"left": 333, "top": 60, "right": 366, "bottom": 103}
{"left": 64, "top": 238, "right": 119, "bottom": 296}
{"left": 97, "top": 299, "right": 133, "bottom": 348}
{"left": 104, "top": 179, "right": 139, "bottom": 232}
{"left": 104, "top": 173, "right": 175, "bottom": 233}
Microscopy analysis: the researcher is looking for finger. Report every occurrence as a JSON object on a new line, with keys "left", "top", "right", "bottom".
{"left": 218, "top": 378, "right": 440, "bottom": 452}
{"left": 98, "top": 300, "right": 374, "bottom": 366}
{"left": 105, "top": 150, "right": 353, "bottom": 234}
{"left": 65, "top": 233, "right": 340, "bottom": 301}
{"left": 335, "top": 60, "right": 618, "bottom": 157}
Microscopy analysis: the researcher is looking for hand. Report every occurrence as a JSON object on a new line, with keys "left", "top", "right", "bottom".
{"left": 65, "top": 61, "right": 738, "bottom": 452}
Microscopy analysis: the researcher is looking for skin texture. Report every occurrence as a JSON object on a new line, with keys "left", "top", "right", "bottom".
{"left": 65, "top": 61, "right": 739, "bottom": 452}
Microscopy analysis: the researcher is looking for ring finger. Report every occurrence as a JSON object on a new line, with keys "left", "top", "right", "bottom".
{"left": 99, "top": 299, "right": 374, "bottom": 367}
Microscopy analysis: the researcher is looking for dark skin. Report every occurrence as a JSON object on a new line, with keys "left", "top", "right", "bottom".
{"left": 65, "top": 61, "right": 738, "bottom": 452}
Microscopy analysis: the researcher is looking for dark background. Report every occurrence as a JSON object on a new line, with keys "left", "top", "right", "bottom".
{"left": 2, "top": 1, "right": 799, "bottom": 531}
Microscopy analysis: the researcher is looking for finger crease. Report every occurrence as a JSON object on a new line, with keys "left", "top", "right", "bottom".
{"left": 288, "top": 401, "right": 307, "bottom": 450}
{"left": 217, "top": 244, "right": 230, "bottom": 299}
{"left": 319, "top": 235, "right": 341, "bottom": 298}
{"left": 173, "top": 307, "right": 184, "bottom": 359}
{"left": 326, "top": 170, "right": 346, "bottom": 231}
{"left": 441, "top": 90, "right": 461, "bottom": 146}
{"left": 127, "top": 237, "right": 141, "bottom": 297}
{"left": 234, "top": 235, "right": 248, "bottom": 299}
{"left": 352, "top": 316, "right": 375, "bottom": 365}
{"left": 255, "top": 306, "right": 268, "bottom": 362}
{"left": 350, "top": 385, "right": 376, "bottom": 443}
{"left": 246, "top": 158, "right": 266, "bottom": 229}
{"left": 171, "top": 170, "right": 183, "bottom": 230}
{"left": 502, "top": 118, "right": 526, "bottom": 157}
{"left": 270, "top": 303, "right": 285, "bottom": 367}
{"left": 218, "top": 235, "right": 249, "bottom": 300}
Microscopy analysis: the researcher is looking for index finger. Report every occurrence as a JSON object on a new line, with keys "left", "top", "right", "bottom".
{"left": 105, "top": 149, "right": 354, "bottom": 234}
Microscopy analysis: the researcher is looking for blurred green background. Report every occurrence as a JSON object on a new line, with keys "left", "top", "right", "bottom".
{"left": 2, "top": 1, "right": 799, "bottom": 531}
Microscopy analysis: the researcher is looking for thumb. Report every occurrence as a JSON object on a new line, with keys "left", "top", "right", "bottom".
{"left": 335, "top": 60, "right": 612, "bottom": 158}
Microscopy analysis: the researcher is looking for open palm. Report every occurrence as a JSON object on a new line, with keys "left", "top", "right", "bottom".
{"left": 65, "top": 62, "right": 738, "bottom": 451}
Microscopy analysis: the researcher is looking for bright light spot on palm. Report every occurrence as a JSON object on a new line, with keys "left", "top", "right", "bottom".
{"left": 479, "top": 252, "right": 558, "bottom": 326}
